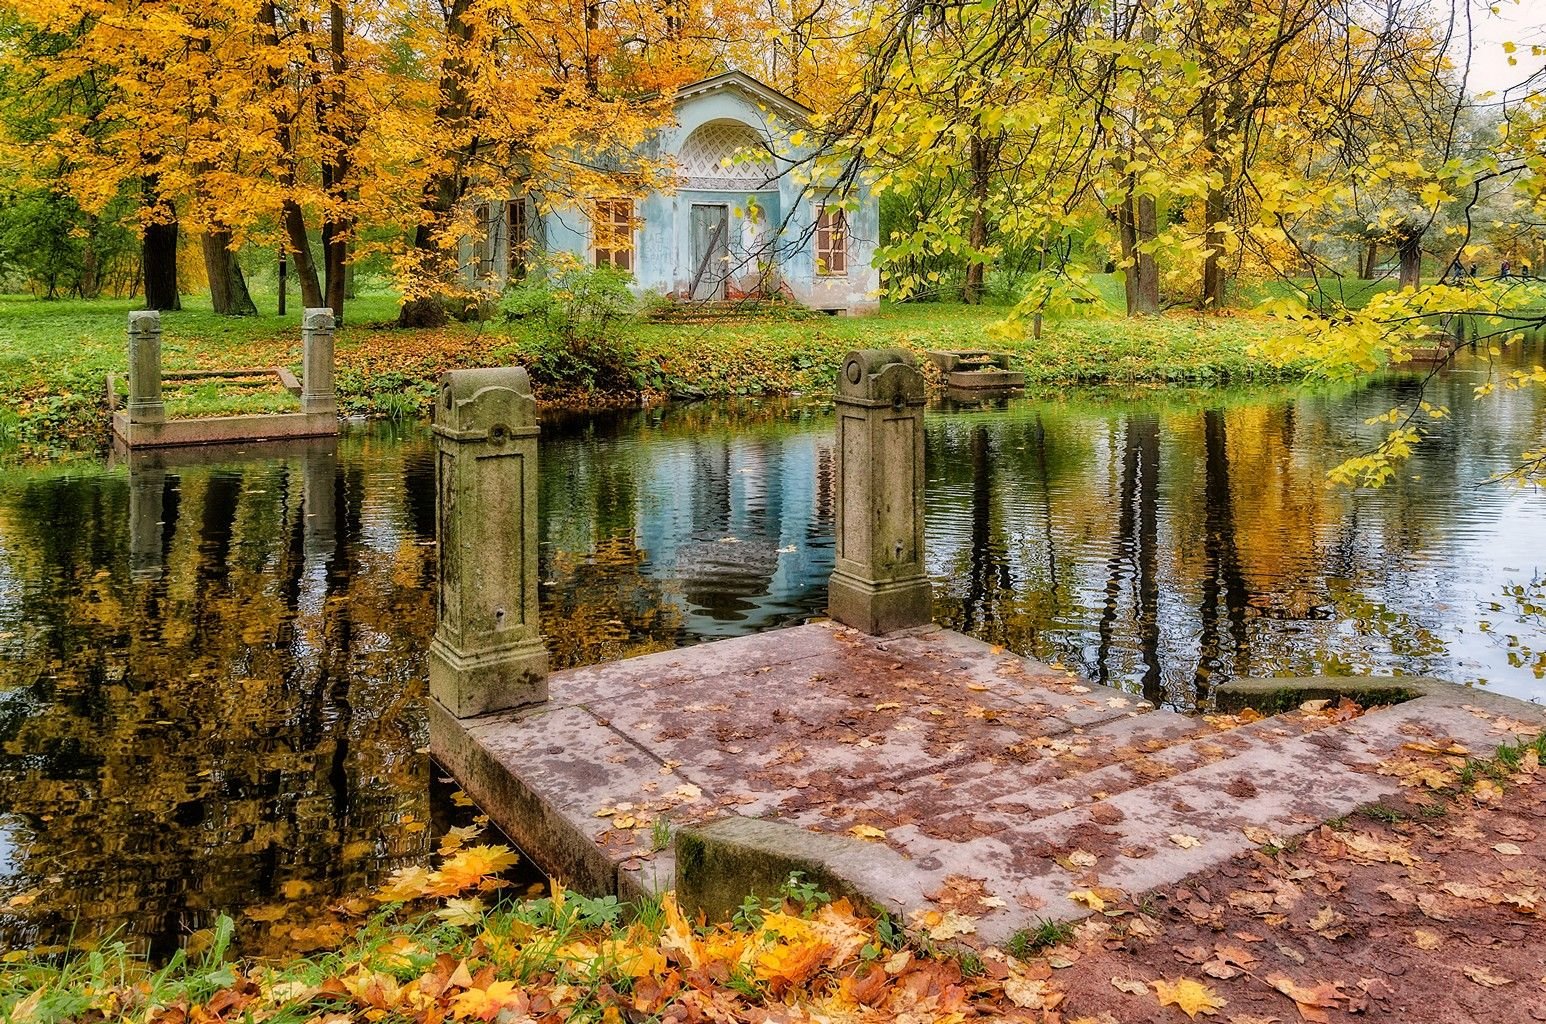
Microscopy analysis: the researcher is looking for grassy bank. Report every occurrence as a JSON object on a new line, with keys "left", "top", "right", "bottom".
{"left": 0, "top": 287, "right": 1304, "bottom": 454}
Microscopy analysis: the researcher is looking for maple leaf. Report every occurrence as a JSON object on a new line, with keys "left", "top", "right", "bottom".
{"left": 1170, "top": 833, "right": 1203, "bottom": 849}
{"left": 435, "top": 897, "right": 487, "bottom": 927}
{"left": 1152, "top": 977, "right": 1226, "bottom": 1018}
{"left": 848, "top": 824, "right": 887, "bottom": 840}
{"left": 451, "top": 980, "right": 528, "bottom": 1021}
{"left": 754, "top": 933, "right": 830, "bottom": 992}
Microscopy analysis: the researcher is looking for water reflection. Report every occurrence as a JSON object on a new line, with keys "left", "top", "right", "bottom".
{"left": 0, "top": 359, "right": 1543, "bottom": 954}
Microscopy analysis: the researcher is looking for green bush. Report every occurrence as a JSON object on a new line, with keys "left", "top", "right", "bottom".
{"left": 501, "top": 263, "right": 646, "bottom": 391}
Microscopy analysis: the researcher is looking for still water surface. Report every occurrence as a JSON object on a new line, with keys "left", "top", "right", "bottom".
{"left": 1, "top": 352, "right": 1543, "bottom": 954}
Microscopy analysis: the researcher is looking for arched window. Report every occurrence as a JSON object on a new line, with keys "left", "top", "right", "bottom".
{"left": 676, "top": 120, "right": 775, "bottom": 190}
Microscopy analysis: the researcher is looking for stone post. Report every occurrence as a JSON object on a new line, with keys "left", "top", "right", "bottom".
{"left": 126, "top": 311, "right": 165, "bottom": 424}
{"left": 827, "top": 349, "right": 932, "bottom": 634}
{"left": 429, "top": 367, "right": 547, "bottom": 717}
{"left": 301, "top": 307, "right": 337, "bottom": 416}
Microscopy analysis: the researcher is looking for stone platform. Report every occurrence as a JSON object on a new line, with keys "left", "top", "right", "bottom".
{"left": 429, "top": 620, "right": 1545, "bottom": 942}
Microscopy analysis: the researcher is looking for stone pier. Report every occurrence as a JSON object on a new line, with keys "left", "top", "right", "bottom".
{"left": 112, "top": 309, "right": 339, "bottom": 448}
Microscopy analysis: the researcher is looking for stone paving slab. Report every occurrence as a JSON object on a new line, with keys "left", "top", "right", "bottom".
{"left": 431, "top": 620, "right": 1546, "bottom": 944}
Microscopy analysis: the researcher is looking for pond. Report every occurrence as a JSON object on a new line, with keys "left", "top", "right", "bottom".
{"left": 1, "top": 349, "right": 1543, "bottom": 956}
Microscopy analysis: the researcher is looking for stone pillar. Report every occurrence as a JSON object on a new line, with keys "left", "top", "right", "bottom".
{"left": 301, "top": 307, "right": 337, "bottom": 416}
{"left": 429, "top": 367, "right": 547, "bottom": 717}
{"left": 128, "top": 464, "right": 166, "bottom": 581}
{"left": 126, "top": 311, "right": 165, "bottom": 424}
{"left": 827, "top": 349, "right": 932, "bottom": 634}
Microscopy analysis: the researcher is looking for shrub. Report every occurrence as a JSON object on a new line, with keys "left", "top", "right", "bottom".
{"left": 501, "top": 260, "right": 646, "bottom": 391}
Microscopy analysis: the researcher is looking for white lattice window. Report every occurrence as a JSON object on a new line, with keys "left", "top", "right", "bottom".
{"left": 676, "top": 120, "right": 775, "bottom": 190}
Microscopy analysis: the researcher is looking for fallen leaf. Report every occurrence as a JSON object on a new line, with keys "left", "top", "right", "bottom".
{"left": 1068, "top": 889, "right": 1106, "bottom": 912}
{"left": 1463, "top": 965, "right": 1513, "bottom": 988}
{"left": 1473, "top": 779, "right": 1504, "bottom": 803}
{"left": 848, "top": 824, "right": 886, "bottom": 840}
{"left": 1112, "top": 976, "right": 1148, "bottom": 995}
{"left": 1494, "top": 842, "right": 1524, "bottom": 856}
{"left": 930, "top": 910, "right": 978, "bottom": 939}
{"left": 1004, "top": 971, "right": 1056, "bottom": 1009}
{"left": 1265, "top": 974, "right": 1343, "bottom": 1023}
{"left": 1411, "top": 929, "right": 1443, "bottom": 950}
{"left": 1152, "top": 977, "right": 1226, "bottom": 1018}
{"left": 1171, "top": 834, "right": 1203, "bottom": 849}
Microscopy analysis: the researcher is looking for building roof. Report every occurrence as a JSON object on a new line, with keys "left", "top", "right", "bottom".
{"left": 674, "top": 70, "right": 814, "bottom": 120}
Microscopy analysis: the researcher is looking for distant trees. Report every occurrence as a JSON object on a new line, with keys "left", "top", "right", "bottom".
{"left": 830, "top": 0, "right": 1512, "bottom": 316}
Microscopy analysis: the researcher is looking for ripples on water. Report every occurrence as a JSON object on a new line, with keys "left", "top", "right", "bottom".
{"left": 0, "top": 354, "right": 1542, "bottom": 954}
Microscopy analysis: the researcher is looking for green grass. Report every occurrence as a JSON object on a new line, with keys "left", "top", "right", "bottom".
{"left": 0, "top": 283, "right": 1307, "bottom": 455}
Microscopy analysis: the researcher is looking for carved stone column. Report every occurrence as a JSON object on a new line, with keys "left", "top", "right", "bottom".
{"left": 126, "top": 311, "right": 165, "bottom": 424}
{"left": 827, "top": 349, "right": 932, "bottom": 634}
{"left": 429, "top": 367, "right": 548, "bottom": 717}
{"left": 301, "top": 308, "right": 338, "bottom": 416}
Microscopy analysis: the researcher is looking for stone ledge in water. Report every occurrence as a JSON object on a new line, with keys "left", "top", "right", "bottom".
{"left": 1213, "top": 675, "right": 1481, "bottom": 714}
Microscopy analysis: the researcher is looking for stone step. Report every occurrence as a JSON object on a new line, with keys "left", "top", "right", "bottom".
{"left": 728, "top": 694, "right": 1540, "bottom": 944}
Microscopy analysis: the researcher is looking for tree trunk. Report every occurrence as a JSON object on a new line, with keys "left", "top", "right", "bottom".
{"left": 142, "top": 177, "right": 181, "bottom": 312}
{"left": 1397, "top": 231, "right": 1422, "bottom": 290}
{"left": 79, "top": 240, "right": 101, "bottom": 300}
{"left": 1134, "top": 190, "right": 1160, "bottom": 315}
{"left": 201, "top": 230, "right": 259, "bottom": 315}
{"left": 260, "top": 1, "right": 325, "bottom": 311}
{"left": 283, "top": 202, "right": 324, "bottom": 309}
{"left": 1116, "top": 174, "right": 1140, "bottom": 317}
{"left": 963, "top": 131, "right": 992, "bottom": 305}
{"left": 397, "top": 0, "right": 474, "bottom": 328}
{"left": 1199, "top": 91, "right": 1227, "bottom": 310}
{"left": 321, "top": 0, "right": 351, "bottom": 321}
{"left": 1361, "top": 240, "right": 1377, "bottom": 280}
{"left": 323, "top": 224, "right": 346, "bottom": 318}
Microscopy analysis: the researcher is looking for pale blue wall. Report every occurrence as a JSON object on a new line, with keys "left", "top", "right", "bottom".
{"left": 531, "top": 79, "right": 880, "bottom": 314}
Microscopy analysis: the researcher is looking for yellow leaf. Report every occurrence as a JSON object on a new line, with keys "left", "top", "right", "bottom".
{"left": 848, "top": 824, "right": 887, "bottom": 840}
{"left": 451, "top": 980, "right": 527, "bottom": 1019}
{"left": 1069, "top": 889, "right": 1106, "bottom": 912}
{"left": 435, "top": 897, "right": 487, "bottom": 926}
{"left": 1170, "top": 833, "right": 1202, "bottom": 849}
{"left": 1152, "top": 977, "right": 1226, "bottom": 1018}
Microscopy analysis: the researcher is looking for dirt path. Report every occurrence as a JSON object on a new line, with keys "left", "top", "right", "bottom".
{"left": 1033, "top": 731, "right": 1546, "bottom": 1023}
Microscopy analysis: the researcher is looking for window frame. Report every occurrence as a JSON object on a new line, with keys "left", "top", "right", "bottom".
{"left": 593, "top": 199, "right": 636, "bottom": 273}
{"left": 508, "top": 198, "right": 529, "bottom": 281}
{"left": 815, "top": 205, "right": 848, "bottom": 277}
